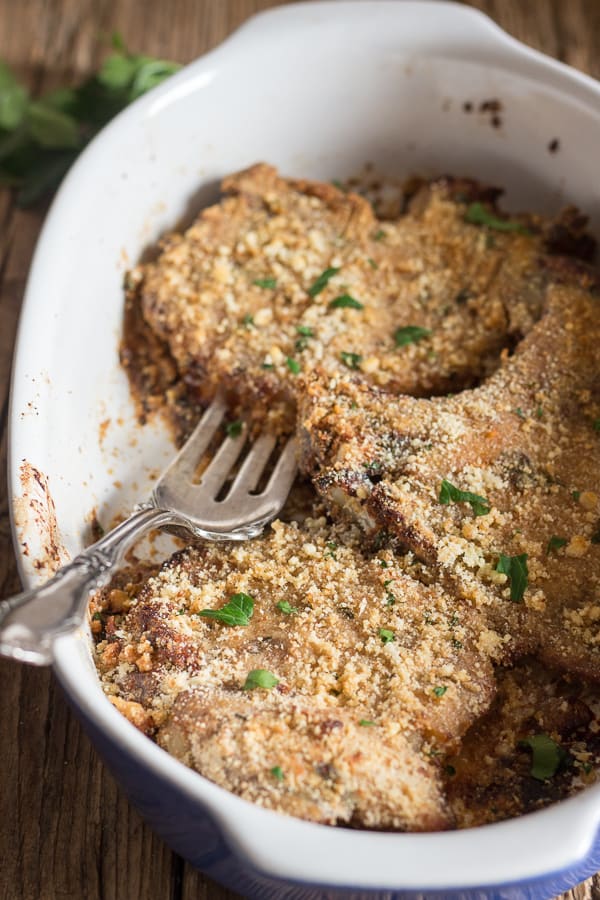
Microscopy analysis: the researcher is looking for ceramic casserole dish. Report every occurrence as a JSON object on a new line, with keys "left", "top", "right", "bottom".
{"left": 8, "top": 3, "right": 600, "bottom": 897}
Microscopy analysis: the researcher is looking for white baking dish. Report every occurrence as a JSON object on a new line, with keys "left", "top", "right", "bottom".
{"left": 9, "top": 3, "right": 600, "bottom": 896}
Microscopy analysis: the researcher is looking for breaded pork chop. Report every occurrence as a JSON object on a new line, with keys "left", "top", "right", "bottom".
{"left": 94, "top": 518, "right": 499, "bottom": 829}
{"left": 128, "top": 164, "right": 583, "bottom": 430}
{"left": 299, "top": 271, "right": 600, "bottom": 680}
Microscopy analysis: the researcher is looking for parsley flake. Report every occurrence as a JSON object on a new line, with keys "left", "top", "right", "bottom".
{"left": 307, "top": 267, "right": 340, "bottom": 297}
{"left": 253, "top": 277, "right": 277, "bottom": 289}
{"left": 276, "top": 600, "right": 298, "bottom": 615}
{"left": 379, "top": 628, "right": 395, "bottom": 644}
{"left": 514, "top": 407, "right": 525, "bottom": 419}
{"left": 325, "top": 541, "right": 337, "bottom": 559}
{"left": 340, "top": 351, "right": 362, "bottom": 370}
{"left": 439, "top": 479, "right": 490, "bottom": 517}
{"left": 519, "top": 734, "right": 567, "bottom": 780}
{"left": 198, "top": 592, "right": 254, "bottom": 626}
{"left": 296, "top": 325, "right": 314, "bottom": 337}
{"left": 593, "top": 419, "right": 600, "bottom": 432}
{"left": 394, "top": 325, "right": 432, "bottom": 347}
{"left": 496, "top": 553, "right": 528, "bottom": 602}
{"left": 359, "top": 719, "right": 377, "bottom": 727}
{"left": 373, "top": 229, "right": 386, "bottom": 241}
{"left": 225, "top": 420, "right": 243, "bottom": 439}
{"left": 367, "top": 257, "right": 378, "bottom": 269}
{"left": 572, "top": 490, "right": 581, "bottom": 501}
{"left": 547, "top": 535, "right": 567, "bottom": 555}
{"left": 329, "top": 294, "right": 364, "bottom": 310}
{"left": 433, "top": 686, "right": 447, "bottom": 697}
{"left": 243, "top": 669, "right": 279, "bottom": 691}
{"left": 464, "top": 202, "right": 531, "bottom": 235}
{"left": 286, "top": 357, "right": 301, "bottom": 375}
{"left": 270, "top": 765, "right": 284, "bottom": 781}
{"left": 242, "top": 313, "right": 254, "bottom": 328}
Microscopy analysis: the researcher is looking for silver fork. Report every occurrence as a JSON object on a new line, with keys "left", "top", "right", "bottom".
{"left": 0, "top": 395, "right": 297, "bottom": 666}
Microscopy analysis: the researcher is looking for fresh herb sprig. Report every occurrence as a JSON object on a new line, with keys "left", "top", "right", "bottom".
{"left": 439, "top": 479, "right": 490, "bottom": 517}
{"left": 464, "top": 202, "right": 531, "bottom": 235}
{"left": 496, "top": 553, "right": 528, "bottom": 602}
{"left": 198, "top": 592, "right": 254, "bottom": 626}
{"left": 0, "top": 34, "right": 180, "bottom": 205}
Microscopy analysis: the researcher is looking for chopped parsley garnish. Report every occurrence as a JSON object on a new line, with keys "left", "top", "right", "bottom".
{"left": 547, "top": 535, "right": 567, "bottom": 555}
{"left": 262, "top": 362, "right": 274, "bottom": 370}
{"left": 519, "top": 734, "right": 567, "bottom": 780}
{"left": 536, "top": 406, "right": 543, "bottom": 419}
{"left": 286, "top": 357, "right": 301, "bottom": 375}
{"left": 253, "top": 277, "right": 277, "bottom": 289}
{"left": 296, "top": 325, "right": 314, "bottom": 337}
{"left": 514, "top": 407, "right": 525, "bottom": 419}
{"left": 307, "top": 266, "right": 340, "bottom": 297}
{"left": 367, "top": 257, "right": 378, "bottom": 269}
{"left": 225, "top": 419, "right": 243, "bottom": 439}
{"left": 464, "top": 202, "right": 531, "bottom": 235}
{"left": 572, "top": 490, "right": 581, "bottom": 501}
{"left": 270, "top": 765, "right": 284, "bottom": 781}
{"left": 373, "top": 229, "right": 386, "bottom": 241}
{"left": 379, "top": 559, "right": 389, "bottom": 568}
{"left": 295, "top": 337, "right": 309, "bottom": 352}
{"left": 359, "top": 719, "right": 376, "bottom": 727}
{"left": 276, "top": 600, "right": 298, "bottom": 615}
{"left": 198, "top": 592, "right": 254, "bottom": 626}
{"left": 433, "top": 686, "right": 447, "bottom": 697}
{"left": 91, "top": 611, "right": 103, "bottom": 621}
{"left": 176, "top": 608, "right": 185, "bottom": 616}
{"left": 379, "top": 628, "right": 395, "bottom": 644}
{"left": 496, "top": 553, "right": 528, "bottom": 602}
{"left": 329, "top": 294, "right": 364, "bottom": 310}
{"left": 385, "top": 593, "right": 396, "bottom": 607}
{"left": 593, "top": 419, "right": 600, "bottom": 432}
{"left": 394, "top": 325, "right": 431, "bottom": 347}
{"left": 439, "top": 479, "right": 490, "bottom": 517}
{"left": 325, "top": 541, "right": 337, "bottom": 559}
{"left": 243, "top": 669, "right": 279, "bottom": 691}
{"left": 340, "top": 351, "right": 362, "bottom": 370}
{"left": 242, "top": 313, "right": 254, "bottom": 328}
{"left": 451, "top": 638, "right": 463, "bottom": 650}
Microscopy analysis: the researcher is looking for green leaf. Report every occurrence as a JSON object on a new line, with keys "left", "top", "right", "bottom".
{"left": 394, "top": 325, "right": 432, "bottom": 347}
{"left": 243, "top": 668, "right": 279, "bottom": 690}
{"left": 98, "top": 53, "right": 139, "bottom": 91}
{"left": 464, "top": 202, "right": 531, "bottom": 235}
{"left": 593, "top": 419, "right": 600, "bottom": 432}
{"left": 296, "top": 325, "right": 314, "bottom": 337}
{"left": 270, "top": 765, "right": 284, "bottom": 781}
{"left": 340, "top": 351, "right": 362, "bottom": 370}
{"left": 43, "top": 86, "right": 79, "bottom": 113}
{"left": 367, "top": 257, "right": 378, "bottom": 269}
{"left": 28, "top": 101, "right": 80, "bottom": 148}
{"left": 439, "top": 479, "right": 490, "bottom": 517}
{"left": 111, "top": 31, "right": 128, "bottom": 53}
{"left": 546, "top": 535, "right": 567, "bottom": 555}
{"left": 496, "top": 553, "right": 528, "bottom": 602}
{"left": 307, "top": 266, "right": 340, "bottom": 297}
{"left": 0, "top": 74, "right": 28, "bottom": 130}
{"left": 379, "top": 628, "right": 395, "bottom": 644}
{"left": 520, "top": 734, "right": 567, "bottom": 780}
{"left": 130, "top": 59, "right": 181, "bottom": 99}
{"left": 286, "top": 357, "right": 301, "bottom": 375}
{"left": 329, "top": 294, "right": 364, "bottom": 310}
{"left": 373, "top": 229, "right": 385, "bottom": 241}
{"left": 276, "top": 600, "right": 298, "bottom": 615}
{"left": 358, "top": 719, "right": 376, "bottom": 727}
{"left": 433, "top": 685, "right": 447, "bottom": 697}
{"left": 225, "top": 420, "right": 243, "bottom": 438}
{"left": 253, "top": 277, "right": 277, "bottom": 289}
{"left": 198, "top": 592, "right": 254, "bottom": 626}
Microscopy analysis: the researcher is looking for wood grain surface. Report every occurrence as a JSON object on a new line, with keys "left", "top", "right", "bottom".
{"left": 1, "top": 2, "right": 599, "bottom": 898}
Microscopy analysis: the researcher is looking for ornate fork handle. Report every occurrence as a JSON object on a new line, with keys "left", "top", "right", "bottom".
{"left": 0, "top": 505, "right": 189, "bottom": 666}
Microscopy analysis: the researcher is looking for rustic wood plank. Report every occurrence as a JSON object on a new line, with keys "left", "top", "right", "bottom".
{"left": 0, "top": 2, "right": 599, "bottom": 899}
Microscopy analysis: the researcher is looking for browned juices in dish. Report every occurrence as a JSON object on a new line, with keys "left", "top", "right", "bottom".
{"left": 92, "top": 164, "right": 600, "bottom": 829}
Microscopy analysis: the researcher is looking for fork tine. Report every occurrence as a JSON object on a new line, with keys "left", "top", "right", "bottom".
{"left": 260, "top": 436, "right": 298, "bottom": 496}
{"left": 226, "top": 432, "right": 277, "bottom": 497}
{"left": 198, "top": 431, "right": 248, "bottom": 497}
{"left": 157, "top": 396, "right": 227, "bottom": 484}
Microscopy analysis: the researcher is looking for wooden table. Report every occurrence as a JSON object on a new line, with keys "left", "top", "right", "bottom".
{"left": 1, "top": 1, "right": 599, "bottom": 897}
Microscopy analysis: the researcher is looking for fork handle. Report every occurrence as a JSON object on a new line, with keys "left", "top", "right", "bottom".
{"left": 0, "top": 505, "right": 181, "bottom": 666}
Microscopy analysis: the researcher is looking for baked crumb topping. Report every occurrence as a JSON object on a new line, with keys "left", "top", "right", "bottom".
{"left": 97, "top": 164, "right": 600, "bottom": 830}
